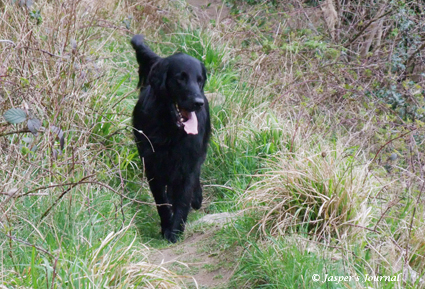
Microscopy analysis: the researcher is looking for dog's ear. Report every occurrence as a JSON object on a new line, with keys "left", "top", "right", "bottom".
{"left": 148, "top": 59, "right": 168, "bottom": 94}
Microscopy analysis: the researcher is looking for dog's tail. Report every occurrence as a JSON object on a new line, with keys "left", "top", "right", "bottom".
{"left": 131, "top": 34, "right": 161, "bottom": 89}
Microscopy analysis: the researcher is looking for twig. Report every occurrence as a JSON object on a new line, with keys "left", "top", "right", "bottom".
{"left": 334, "top": 0, "right": 341, "bottom": 42}
{"left": 343, "top": 223, "right": 377, "bottom": 233}
{"left": 104, "top": 128, "right": 127, "bottom": 140}
{"left": 344, "top": 9, "right": 394, "bottom": 48}
{"left": 50, "top": 236, "right": 62, "bottom": 289}
{"left": 370, "top": 128, "right": 417, "bottom": 165}
{"left": 270, "top": 78, "right": 316, "bottom": 107}
{"left": 79, "top": 180, "right": 158, "bottom": 206}
{"left": 0, "top": 40, "right": 16, "bottom": 46}
{"left": 373, "top": 198, "right": 400, "bottom": 232}
{"left": 20, "top": 46, "right": 65, "bottom": 58}
{"left": 0, "top": 129, "right": 31, "bottom": 137}
{"left": 297, "top": 235, "right": 359, "bottom": 258}
{"left": 110, "top": 88, "right": 138, "bottom": 109}
{"left": 0, "top": 192, "right": 48, "bottom": 197}
{"left": 20, "top": 176, "right": 95, "bottom": 198}
{"left": 1, "top": 231, "right": 52, "bottom": 257}
{"left": 406, "top": 179, "right": 425, "bottom": 265}
{"left": 290, "top": 111, "right": 303, "bottom": 153}
{"left": 203, "top": 184, "right": 236, "bottom": 192}
{"left": 8, "top": 177, "right": 157, "bottom": 206}
{"left": 39, "top": 175, "right": 94, "bottom": 222}
{"left": 405, "top": 41, "right": 425, "bottom": 70}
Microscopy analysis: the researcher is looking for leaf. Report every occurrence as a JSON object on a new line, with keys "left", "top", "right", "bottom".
{"left": 3, "top": 108, "right": 27, "bottom": 124}
{"left": 28, "top": 118, "right": 41, "bottom": 135}
{"left": 30, "top": 144, "right": 38, "bottom": 153}
{"left": 50, "top": 125, "right": 65, "bottom": 150}
{"left": 52, "top": 148, "right": 62, "bottom": 159}
{"left": 50, "top": 125, "right": 63, "bottom": 138}
{"left": 71, "top": 39, "right": 77, "bottom": 50}
{"left": 3, "top": 188, "right": 18, "bottom": 196}
{"left": 22, "top": 137, "right": 33, "bottom": 143}
{"left": 20, "top": 77, "right": 30, "bottom": 87}
{"left": 60, "top": 136, "right": 64, "bottom": 150}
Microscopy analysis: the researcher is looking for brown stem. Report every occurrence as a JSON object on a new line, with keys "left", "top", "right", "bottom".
{"left": 1, "top": 232, "right": 53, "bottom": 257}
{"left": 39, "top": 175, "right": 94, "bottom": 222}
{"left": 370, "top": 128, "right": 417, "bottom": 166}
{"left": 344, "top": 9, "right": 394, "bottom": 48}
{"left": 0, "top": 129, "right": 31, "bottom": 137}
{"left": 405, "top": 41, "right": 425, "bottom": 70}
{"left": 373, "top": 198, "right": 401, "bottom": 232}
{"left": 406, "top": 179, "right": 425, "bottom": 264}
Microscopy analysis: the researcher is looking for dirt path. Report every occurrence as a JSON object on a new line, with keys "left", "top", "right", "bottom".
{"left": 147, "top": 2, "right": 236, "bottom": 287}
{"left": 147, "top": 3, "right": 235, "bottom": 287}
{"left": 187, "top": 0, "right": 230, "bottom": 24}
{"left": 149, "top": 213, "right": 239, "bottom": 288}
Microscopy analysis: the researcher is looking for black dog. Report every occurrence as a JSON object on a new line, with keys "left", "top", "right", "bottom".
{"left": 131, "top": 35, "right": 211, "bottom": 243}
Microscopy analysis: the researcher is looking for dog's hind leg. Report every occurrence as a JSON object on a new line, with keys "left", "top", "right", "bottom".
{"left": 148, "top": 179, "right": 173, "bottom": 237}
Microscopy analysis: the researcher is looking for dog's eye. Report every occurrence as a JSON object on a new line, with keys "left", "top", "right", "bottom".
{"left": 197, "top": 76, "right": 203, "bottom": 88}
{"left": 178, "top": 72, "right": 188, "bottom": 83}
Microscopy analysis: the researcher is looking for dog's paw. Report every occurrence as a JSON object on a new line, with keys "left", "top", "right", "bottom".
{"left": 191, "top": 187, "right": 203, "bottom": 210}
{"left": 163, "top": 228, "right": 179, "bottom": 243}
{"left": 191, "top": 197, "right": 202, "bottom": 210}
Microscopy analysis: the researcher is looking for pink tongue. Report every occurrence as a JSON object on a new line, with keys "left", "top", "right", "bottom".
{"left": 183, "top": 111, "right": 198, "bottom": 135}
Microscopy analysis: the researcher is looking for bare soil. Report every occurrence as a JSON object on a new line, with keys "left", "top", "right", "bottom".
{"left": 149, "top": 222, "right": 239, "bottom": 288}
{"left": 187, "top": 0, "right": 230, "bottom": 24}
{"left": 147, "top": 3, "right": 236, "bottom": 287}
{"left": 150, "top": 0, "right": 237, "bottom": 289}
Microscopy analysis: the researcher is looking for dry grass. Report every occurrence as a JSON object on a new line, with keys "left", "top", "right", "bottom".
{"left": 211, "top": 1, "right": 425, "bottom": 284}
{"left": 0, "top": 0, "right": 138, "bottom": 203}
{"left": 242, "top": 137, "right": 376, "bottom": 242}
{"left": 0, "top": 0, "right": 188, "bottom": 287}
{"left": 87, "top": 224, "right": 185, "bottom": 288}
{"left": 1, "top": 0, "right": 425, "bottom": 287}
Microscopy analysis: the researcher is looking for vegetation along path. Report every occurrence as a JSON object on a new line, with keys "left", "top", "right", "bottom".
{"left": 1, "top": 0, "right": 424, "bottom": 288}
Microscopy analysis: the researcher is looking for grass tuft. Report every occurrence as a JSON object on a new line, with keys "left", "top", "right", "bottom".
{"left": 242, "top": 138, "right": 377, "bottom": 241}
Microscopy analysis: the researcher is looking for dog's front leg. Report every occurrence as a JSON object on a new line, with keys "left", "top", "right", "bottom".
{"left": 148, "top": 179, "right": 173, "bottom": 236}
{"left": 164, "top": 180, "right": 193, "bottom": 243}
{"left": 191, "top": 174, "right": 203, "bottom": 210}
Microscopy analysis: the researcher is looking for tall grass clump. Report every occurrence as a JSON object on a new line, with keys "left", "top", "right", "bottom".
{"left": 240, "top": 135, "right": 376, "bottom": 241}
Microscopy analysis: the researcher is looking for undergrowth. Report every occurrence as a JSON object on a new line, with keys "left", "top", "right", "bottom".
{"left": 1, "top": 0, "right": 425, "bottom": 288}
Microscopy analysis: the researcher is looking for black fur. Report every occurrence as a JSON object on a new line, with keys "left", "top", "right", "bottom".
{"left": 131, "top": 35, "right": 211, "bottom": 243}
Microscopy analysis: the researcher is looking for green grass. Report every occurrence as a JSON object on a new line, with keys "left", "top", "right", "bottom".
{"left": 212, "top": 218, "right": 416, "bottom": 289}
{"left": 2, "top": 183, "right": 178, "bottom": 287}
{"left": 153, "top": 28, "right": 229, "bottom": 71}
{"left": 232, "top": 238, "right": 361, "bottom": 289}
{"left": 231, "top": 236, "right": 417, "bottom": 289}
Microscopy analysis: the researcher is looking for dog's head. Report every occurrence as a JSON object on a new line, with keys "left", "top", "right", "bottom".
{"left": 148, "top": 53, "right": 207, "bottom": 135}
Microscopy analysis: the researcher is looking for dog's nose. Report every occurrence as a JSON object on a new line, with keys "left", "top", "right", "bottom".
{"left": 193, "top": 97, "right": 204, "bottom": 109}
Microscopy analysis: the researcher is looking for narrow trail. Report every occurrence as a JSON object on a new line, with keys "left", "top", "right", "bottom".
{"left": 149, "top": 213, "right": 239, "bottom": 288}
{"left": 187, "top": 0, "right": 230, "bottom": 24}
{"left": 147, "top": 3, "right": 235, "bottom": 287}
